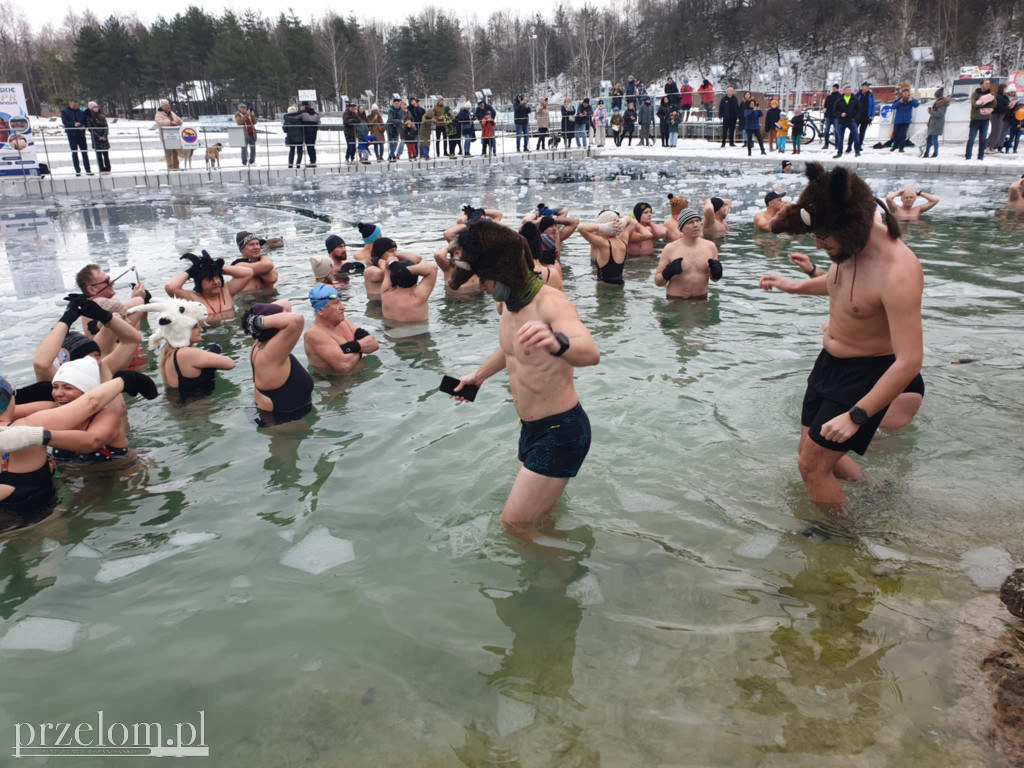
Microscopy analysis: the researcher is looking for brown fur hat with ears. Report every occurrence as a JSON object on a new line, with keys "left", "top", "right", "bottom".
{"left": 770, "top": 162, "right": 899, "bottom": 259}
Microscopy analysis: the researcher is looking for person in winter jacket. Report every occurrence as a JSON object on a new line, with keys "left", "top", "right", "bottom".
{"left": 576, "top": 98, "right": 592, "bottom": 147}
{"left": 966, "top": 78, "right": 994, "bottom": 160}
{"left": 342, "top": 102, "right": 359, "bottom": 163}
{"left": 61, "top": 98, "right": 92, "bottom": 175}
{"left": 430, "top": 98, "right": 446, "bottom": 157}
{"left": 610, "top": 108, "right": 624, "bottom": 146}
{"left": 623, "top": 102, "right": 637, "bottom": 145}
{"left": 718, "top": 86, "right": 740, "bottom": 146}
{"left": 234, "top": 104, "right": 258, "bottom": 165}
{"left": 636, "top": 96, "right": 652, "bottom": 146}
{"left": 923, "top": 87, "right": 951, "bottom": 158}
{"left": 790, "top": 107, "right": 805, "bottom": 154}
{"left": 1005, "top": 87, "right": 1021, "bottom": 153}
{"left": 986, "top": 83, "right": 1011, "bottom": 152}
{"left": 833, "top": 86, "right": 861, "bottom": 158}
{"left": 822, "top": 83, "right": 841, "bottom": 149}
{"left": 535, "top": 97, "right": 550, "bottom": 149}
{"left": 848, "top": 82, "right": 875, "bottom": 154}
{"left": 654, "top": 96, "right": 670, "bottom": 146}
{"left": 83, "top": 102, "right": 111, "bottom": 174}
{"left": 154, "top": 99, "right": 182, "bottom": 171}
{"left": 743, "top": 100, "right": 766, "bottom": 156}
{"left": 668, "top": 108, "right": 682, "bottom": 147}
{"left": 443, "top": 105, "right": 460, "bottom": 157}
{"left": 775, "top": 113, "right": 790, "bottom": 152}
{"left": 401, "top": 116, "right": 419, "bottom": 160}
{"left": 664, "top": 77, "right": 680, "bottom": 109}
{"left": 513, "top": 94, "right": 531, "bottom": 152}
{"left": 480, "top": 111, "right": 496, "bottom": 156}
{"left": 473, "top": 99, "right": 493, "bottom": 124}
{"left": 387, "top": 97, "right": 406, "bottom": 160}
{"left": 890, "top": 87, "right": 918, "bottom": 153}
{"left": 561, "top": 98, "right": 576, "bottom": 146}
{"left": 593, "top": 100, "right": 609, "bottom": 147}
{"left": 680, "top": 78, "right": 694, "bottom": 121}
{"left": 698, "top": 79, "right": 715, "bottom": 119}
{"left": 300, "top": 102, "right": 320, "bottom": 167}
{"left": 457, "top": 104, "right": 475, "bottom": 156}
{"left": 369, "top": 106, "right": 386, "bottom": 161}
{"left": 418, "top": 112, "right": 434, "bottom": 160}
{"left": 764, "top": 100, "right": 781, "bottom": 151}
{"left": 626, "top": 76, "right": 637, "bottom": 108}
{"left": 611, "top": 83, "right": 624, "bottom": 111}
{"left": 283, "top": 106, "right": 305, "bottom": 167}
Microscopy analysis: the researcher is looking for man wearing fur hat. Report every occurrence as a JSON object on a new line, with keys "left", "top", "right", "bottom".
{"left": 448, "top": 220, "right": 600, "bottom": 529}
{"left": 626, "top": 202, "right": 667, "bottom": 257}
{"left": 761, "top": 162, "right": 923, "bottom": 506}
{"left": 655, "top": 208, "right": 722, "bottom": 299}
{"left": 165, "top": 251, "right": 255, "bottom": 323}
{"left": 232, "top": 230, "right": 279, "bottom": 293}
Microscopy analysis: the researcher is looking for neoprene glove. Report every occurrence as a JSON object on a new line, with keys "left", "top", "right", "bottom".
{"left": 180, "top": 252, "right": 201, "bottom": 279}
{"left": 59, "top": 297, "right": 82, "bottom": 327}
{"left": 240, "top": 310, "right": 265, "bottom": 338}
{"left": 340, "top": 340, "right": 362, "bottom": 355}
{"left": 15, "top": 381, "right": 54, "bottom": 403}
{"left": 113, "top": 370, "right": 158, "bottom": 400}
{"left": 78, "top": 299, "right": 113, "bottom": 325}
{"left": 0, "top": 426, "right": 51, "bottom": 452}
{"left": 340, "top": 261, "right": 364, "bottom": 274}
{"left": 662, "top": 258, "right": 684, "bottom": 281}
{"left": 353, "top": 328, "right": 370, "bottom": 340}
{"left": 205, "top": 343, "right": 223, "bottom": 354}
{"left": 708, "top": 259, "right": 723, "bottom": 281}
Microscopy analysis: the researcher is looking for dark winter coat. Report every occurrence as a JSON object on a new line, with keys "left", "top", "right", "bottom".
{"left": 474, "top": 102, "right": 493, "bottom": 122}
{"left": 387, "top": 105, "right": 405, "bottom": 138}
{"left": 457, "top": 108, "right": 475, "bottom": 138}
{"left": 283, "top": 112, "right": 304, "bottom": 145}
{"left": 61, "top": 106, "right": 86, "bottom": 130}
{"left": 576, "top": 102, "right": 593, "bottom": 127}
{"left": 891, "top": 97, "right": 918, "bottom": 125}
{"left": 743, "top": 108, "right": 763, "bottom": 131}
{"left": 622, "top": 108, "right": 637, "bottom": 134}
{"left": 342, "top": 109, "right": 359, "bottom": 141}
{"left": 656, "top": 102, "right": 671, "bottom": 123}
{"left": 718, "top": 94, "right": 740, "bottom": 121}
{"left": 301, "top": 107, "right": 320, "bottom": 144}
{"left": 561, "top": 104, "right": 576, "bottom": 132}
{"left": 765, "top": 106, "right": 781, "bottom": 130}
{"left": 823, "top": 91, "right": 841, "bottom": 119}
{"left": 513, "top": 100, "right": 531, "bottom": 125}
{"left": 835, "top": 95, "right": 860, "bottom": 124}
{"left": 638, "top": 102, "right": 654, "bottom": 125}
{"left": 791, "top": 113, "right": 805, "bottom": 136}
{"left": 856, "top": 90, "right": 875, "bottom": 121}
{"left": 664, "top": 80, "right": 679, "bottom": 108}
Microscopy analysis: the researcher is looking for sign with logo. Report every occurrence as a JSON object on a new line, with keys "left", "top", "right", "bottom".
{"left": 180, "top": 126, "right": 198, "bottom": 145}
{"left": 1008, "top": 71, "right": 1024, "bottom": 90}
{"left": 298, "top": 90, "right": 317, "bottom": 102}
{"left": 0, "top": 84, "right": 39, "bottom": 177}
{"left": 958, "top": 65, "right": 994, "bottom": 80}
{"left": 878, "top": 104, "right": 894, "bottom": 123}
{"left": 12, "top": 710, "right": 207, "bottom": 758}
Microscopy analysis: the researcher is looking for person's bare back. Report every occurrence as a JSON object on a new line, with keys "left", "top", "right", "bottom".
{"left": 381, "top": 261, "right": 437, "bottom": 323}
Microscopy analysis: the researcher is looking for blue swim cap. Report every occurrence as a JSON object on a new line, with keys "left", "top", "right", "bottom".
{"left": 308, "top": 284, "right": 340, "bottom": 312}
{"left": 0, "top": 376, "right": 13, "bottom": 415}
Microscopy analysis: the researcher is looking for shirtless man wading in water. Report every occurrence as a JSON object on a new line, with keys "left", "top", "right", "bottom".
{"left": 765, "top": 163, "right": 923, "bottom": 506}
{"left": 447, "top": 220, "right": 600, "bottom": 530}
{"left": 626, "top": 202, "right": 667, "bottom": 256}
{"left": 885, "top": 188, "right": 940, "bottom": 221}
{"left": 654, "top": 208, "right": 723, "bottom": 299}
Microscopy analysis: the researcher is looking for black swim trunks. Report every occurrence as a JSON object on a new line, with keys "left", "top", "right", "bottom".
{"left": 802, "top": 349, "right": 897, "bottom": 456}
{"left": 904, "top": 373, "right": 925, "bottom": 397}
{"left": 518, "top": 402, "right": 591, "bottom": 478}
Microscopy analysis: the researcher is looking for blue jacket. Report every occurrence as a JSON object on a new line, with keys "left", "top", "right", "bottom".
{"left": 61, "top": 106, "right": 85, "bottom": 129}
{"left": 743, "top": 108, "right": 763, "bottom": 131}
{"left": 892, "top": 97, "right": 918, "bottom": 125}
{"left": 856, "top": 90, "right": 875, "bottom": 120}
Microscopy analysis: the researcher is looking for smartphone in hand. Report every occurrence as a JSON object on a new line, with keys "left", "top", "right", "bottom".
{"left": 440, "top": 375, "right": 478, "bottom": 402}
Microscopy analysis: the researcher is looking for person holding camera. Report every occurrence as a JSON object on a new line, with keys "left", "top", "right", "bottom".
{"left": 743, "top": 99, "right": 766, "bottom": 155}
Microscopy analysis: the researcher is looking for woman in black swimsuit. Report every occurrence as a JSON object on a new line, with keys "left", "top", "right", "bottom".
{"left": 241, "top": 301, "right": 314, "bottom": 423}
{"left": 578, "top": 211, "right": 634, "bottom": 286}
{"left": 144, "top": 299, "right": 235, "bottom": 399}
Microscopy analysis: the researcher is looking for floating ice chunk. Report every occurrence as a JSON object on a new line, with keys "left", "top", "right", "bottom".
{"left": 278, "top": 530, "right": 295, "bottom": 543}
{"left": 496, "top": 694, "right": 535, "bottom": 736}
{"left": 448, "top": 516, "right": 490, "bottom": 558}
{"left": 168, "top": 532, "right": 218, "bottom": 547}
{"left": 736, "top": 533, "right": 779, "bottom": 560}
{"left": 861, "top": 538, "right": 909, "bottom": 562}
{"left": 230, "top": 576, "right": 251, "bottom": 589}
{"left": 567, "top": 573, "right": 604, "bottom": 606}
{"left": 617, "top": 489, "right": 671, "bottom": 513}
{"left": 624, "top": 648, "right": 641, "bottom": 667}
{"left": 532, "top": 536, "right": 585, "bottom": 553}
{"left": 280, "top": 528, "right": 354, "bottom": 575}
{"left": 959, "top": 547, "right": 1013, "bottom": 589}
{"left": 96, "top": 550, "right": 178, "bottom": 584}
{"left": 41, "top": 539, "right": 58, "bottom": 553}
{"left": 1, "top": 617, "right": 81, "bottom": 652}
{"left": 68, "top": 543, "right": 103, "bottom": 559}
{"left": 300, "top": 657, "right": 322, "bottom": 672}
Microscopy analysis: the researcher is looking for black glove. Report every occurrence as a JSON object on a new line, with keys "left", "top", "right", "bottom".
{"left": 462, "top": 204, "right": 475, "bottom": 218}
{"left": 78, "top": 299, "right": 113, "bottom": 325}
{"left": 708, "top": 259, "right": 723, "bottom": 281}
{"left": 340, "top": 261, "right": 364, "bottom": 274}
{"left": 205, "top": 343, "right": 223, "bottom": 354}
{"left": 180, "top": 252, "right": 201, "bottom": 278}
{"left": 231, "top": 257, "right": 249, "bottom": 266}
{"left": 114, "top": 370, "right": 158, "bottom": 400}
{"left": 15, "top": 381, "right": 54, "bottom": 403}
{"left": 353, "top": 328, "right": 370, "bottom": 340}
{"left": 87, "top": 320, "right": 101, "bottom": 335}
{"left": 662, "top": 258, "right": 684, "bottom": 281}
{"left": 240, "top": 309, "right": 265, "bottom": 338}
{"left": 59, "top": 296, "right": 82, "bottom": 326}
{"left": 340, "top": 340, "right": 362, "bottom": 355}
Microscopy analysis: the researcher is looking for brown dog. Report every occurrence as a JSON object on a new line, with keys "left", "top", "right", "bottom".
{"left": 177, "top": 148, "right": 194, "bottom": 170}
{"left": 204, "top": 143, "right": 223, "bottom": 170}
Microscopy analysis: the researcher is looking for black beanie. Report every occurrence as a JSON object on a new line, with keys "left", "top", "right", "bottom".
{"left": 371, "top": 237, "right": 397, "bottom": 265}
{"left": 325, "top": 234, "right": 344, "bottom": 253}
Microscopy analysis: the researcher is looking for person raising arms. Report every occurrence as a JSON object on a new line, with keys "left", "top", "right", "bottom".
{"left": 165, "top": 251, "right": 254, "bottom": 323}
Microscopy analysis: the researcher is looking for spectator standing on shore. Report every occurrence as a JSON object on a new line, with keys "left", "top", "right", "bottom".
{"left": 654, "top": 96, "right": 670, "bottom": 146}
{"left": 408, "top": 97, "right": 426, "bottom": 129}
{"left": 850, "top": 82, "right": 874, "bottom": 154}
{"left": 719, "top": 86, "right": 740, "bottom": 147}
{"left": 300, "top": 102, "right": 319, "bottom": 167}
{"left": 401, "top": 116, "right": 418, "bottom": 159}
{"left": 576, "top": 98, "right": 592, "bottom": 147}
{"left": 610, "top": 108, "right": 623, "bottom": 146}
{"left": 626, "top": 76, "right": 637, "bottom": 108}
{"left": 514, "top": 94, "right": 531, "bottom": 152}
{"left": 611, "top": 83, "right": 624, "bottom": 111}
{"left": 834, "top": 86, "right": 861, "bottom": 158}
{"left": 890, "top": 87, "right": 918, "bottom": 153}
{"left": 765, "top": 99, "right": 781, "bottom": 151}
{"left": 699, "top": 79, "right": 714, "bottom": 119}
{"left": 387, "top": 97, "right": 405, "bottom": 161}
{"left": 776, "top": 112, "right": 790, "bottom": 152}
{"left": 283, "top": 106, "right": 304, "bottom": 168}
{"left": 561, "top": 98, "right": 576, "bottom": 146}
{"left": 665, "top": 77, "right": 680, "bottom": 109}
{"left": 481, "top": 111, "right": 496, "bottom": 156}
{"left": 457, "top": 103, "right": 474, "bottom": 156}
{"left": 966, "top": 79, "right": 995, "bottom": 160}
{"left": 668, "top": 107, "right": 681, "bottom": 147}
{"left": 535, "top": 97, "right": 550, "bottom": 149}
{"left": 593, "top": 100, "right": 608, "bottom": 147}
{"left": 634, "top": 96, "right": 650, "bottom": 146}
{"left": 790, "top": 106, "right": 805, "bottom": 154}
{"left": 623, "top": 102, "right": 638, "bottom": 145}
{"left": 369, "top": 105, "right": 386, "bottom": 162}
{"left": 987, "top": 83, "right": 1011, "bottom": 153}
{"left": 418, "top": 111, "right": 434, "bottom": 159}
{"left": 680, "top": 78, "right": 693, "bottom": 121}
{"left": 473, "top": 97, "right": 492, "bottom": 124}
{"left": 83, "top": 102, "right": 111, "bottom": 175}
{"left": 430, "top": 98, "right": 446, "bottom": 157}
{"left": 342, "top": 102, "right": 359, "bottom": 163}
{"left": 923, "top": 87, "right": 950, "bottom": 158}
{"left": 234, "top": 103, "right": 258, "bottom": 165}
{"left": 1006, "top": 88, "right": 1022, "bottom": 153}
{"left": 62, "top": 98, "right": 93, "bottom": 176}
{"left": 154, "top": 99, "right": 182, "bottom": 172}
{"left": 744, "top": 99, "right": 766, "bottom": 155}
{"left": 443, "top": 105, "right": 460, "bottom": 157}
{"left": 822, "top": 83, "right": 840, "bottom": 149}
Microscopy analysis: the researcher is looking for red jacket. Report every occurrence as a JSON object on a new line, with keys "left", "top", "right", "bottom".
{"left": 680, "top": 85, "right": 693, "bottom": 107}
{"left": 482, "top": 116, "right": 495, "bottom": 138}
{"left": 699, "top": 84, "right": 714, "bottom": 104}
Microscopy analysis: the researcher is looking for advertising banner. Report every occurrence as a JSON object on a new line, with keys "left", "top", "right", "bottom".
{"left": 0, "top": 83, "right": 39, "bottom": 177}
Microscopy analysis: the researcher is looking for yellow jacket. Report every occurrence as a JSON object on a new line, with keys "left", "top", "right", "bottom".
{"left": 776, "top": 116, "right": 790, "bottom": 136}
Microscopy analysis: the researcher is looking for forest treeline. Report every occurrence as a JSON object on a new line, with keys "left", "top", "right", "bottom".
{"left": 0, "top": 0, "right": 1020, "bottom": 117}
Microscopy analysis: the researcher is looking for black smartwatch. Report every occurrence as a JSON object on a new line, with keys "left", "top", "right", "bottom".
{"left": 848, "top": 406, "right": 868, "bottom": 425}
{"left": 551, "top": 331, "right": 570, "bottom": 357}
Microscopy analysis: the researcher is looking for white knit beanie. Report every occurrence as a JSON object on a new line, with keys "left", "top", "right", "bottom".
{"left": 53, "top": 357, "right": 101, "bottom": 393}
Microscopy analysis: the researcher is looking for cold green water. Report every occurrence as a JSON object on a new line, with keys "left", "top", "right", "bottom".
{"left": 0, "top": 159, "right": 1022, "bottom": 767}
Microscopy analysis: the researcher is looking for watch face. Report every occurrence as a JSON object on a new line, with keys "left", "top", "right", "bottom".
{"left": 849, "top": 406, "right": 868, "bottom": 425}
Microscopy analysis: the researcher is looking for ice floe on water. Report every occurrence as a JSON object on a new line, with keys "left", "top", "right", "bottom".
{"left": 1, "top": 617, "right": 82, "bottom": 652}
{"left": 68, "top": 543, "right": 102, "bottom": 559}
{"left": 861, "top": 538, "right": 910, "bottom": 562}
{"left": 959, "top": 547, "right": 1014, "bottom": 589}
{"left": 167, "top": 532, "right": 218, "bottom": 547}
{"left": 496, "top": 694, "right": 535, "bottom": 737}
{"left": 447, "top": 515, "right": 491, "bottom": 558}
{"left": 735, "top": 533, "right": 780, "bottom": 560}
{"left": 279, "top": 528, "right": 355, "bottom": 575}
{"left": 96, "top": 550, "right": 179, "bottom": 584}
{"left": 567, "top": 573, "right": 604, "bottom": 606}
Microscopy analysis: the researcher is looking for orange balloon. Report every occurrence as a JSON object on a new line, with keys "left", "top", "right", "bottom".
{"left": 1015, "top": 107, "right": 1024, "bottom": 121}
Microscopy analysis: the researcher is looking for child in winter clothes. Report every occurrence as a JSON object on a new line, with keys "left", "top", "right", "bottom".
{"left": 776, "top": 113, "right": 790, "bottom": 152}
{"left": 418, "top": 113, "right": 434, "bottom": 159}
{"left": 790, "top": 108, "right": 804, "bottom": 154}
{"left": 401, "top": 117, "right": 419, "bottom": 160}
{"left": 668, "top": 109, "right": 681, "bottom": 147}
{"left": 481, "top": 112, "right": 496, "bottom": 156}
